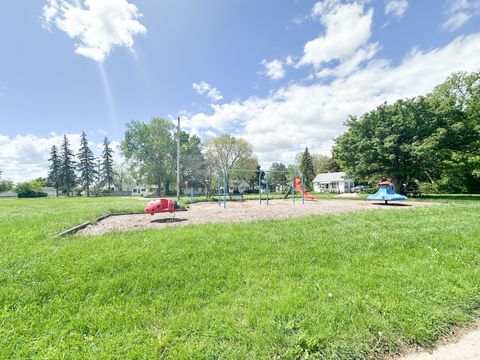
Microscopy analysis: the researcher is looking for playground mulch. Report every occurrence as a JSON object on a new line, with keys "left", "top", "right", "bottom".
{"left": 79, "top": 199, "right": 437, "bottom": 236}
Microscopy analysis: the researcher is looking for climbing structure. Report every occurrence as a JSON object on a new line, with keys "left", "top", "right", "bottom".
{"left": 367, "top": 181, "right": 407, "bottom": 204}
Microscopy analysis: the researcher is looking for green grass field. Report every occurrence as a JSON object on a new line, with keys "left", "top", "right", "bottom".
{"left": 1, "top": 196, "right": 479, "bottom": 359}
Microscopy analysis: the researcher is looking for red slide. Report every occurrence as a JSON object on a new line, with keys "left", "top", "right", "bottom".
{"left": 294, "top": 177, "right": 316, "bottom": 200}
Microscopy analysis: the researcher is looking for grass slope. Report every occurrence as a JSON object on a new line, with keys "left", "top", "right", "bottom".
{"left": 0, "top": 197, "right": 479, "bottom": 359}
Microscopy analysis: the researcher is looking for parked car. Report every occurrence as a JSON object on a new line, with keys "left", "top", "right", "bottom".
{"left": 352, "top": 185, "right": 370, "bottom": 193}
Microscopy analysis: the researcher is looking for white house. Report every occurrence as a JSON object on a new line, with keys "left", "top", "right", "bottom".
{"left": 132, "top": 186, "right": 154, "bottom": 197}
{"left": 313, "top": 172, "right": 355, "bottom": 193}
{"left": 231, "top": 179, "right": 251, "bottom": 194}
{"left": 42, "top": 187, "right": 57, "bottom": 196}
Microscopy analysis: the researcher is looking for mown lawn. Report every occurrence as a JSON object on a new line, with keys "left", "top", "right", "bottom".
{"left": 0, "top": 196, "right": 479, "bottom": 359}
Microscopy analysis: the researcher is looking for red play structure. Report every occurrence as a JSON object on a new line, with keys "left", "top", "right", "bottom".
{"left": 144, "top": 198, "right": 176, "bottom": 215}
{"left": 294, "top": 177, "right": 316, "bottom": 200}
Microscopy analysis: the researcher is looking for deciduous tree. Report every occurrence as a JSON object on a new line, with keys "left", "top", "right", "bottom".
{"left": 121, "top": 118, "right": 175, "bottom": 195}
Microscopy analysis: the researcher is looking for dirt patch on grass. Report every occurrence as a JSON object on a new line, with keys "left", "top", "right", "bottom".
{"left": 78, "top": 199, "right": 436, "bottom": 236}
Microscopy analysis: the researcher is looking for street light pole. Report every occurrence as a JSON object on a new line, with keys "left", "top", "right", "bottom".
{"left": 176, "top": 117, "right": 181, "bottom": 201}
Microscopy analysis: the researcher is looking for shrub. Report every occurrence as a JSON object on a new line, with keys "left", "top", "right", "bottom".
{"left": 419, "top": 182, "right": 440, "bottom": 194}
{"left": 14, "top": 180, "right": 48, "bottom": 198}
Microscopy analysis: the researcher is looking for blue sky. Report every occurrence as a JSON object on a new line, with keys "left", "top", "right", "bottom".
{"left": 1, "top": 0, "right": 480, "bottom": 181}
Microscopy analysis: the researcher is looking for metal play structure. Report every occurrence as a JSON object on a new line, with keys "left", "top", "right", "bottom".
{"left": 367, "top": 181, "right": 408, "bottom": 204}
{"left": 215, "top": 168, "right": 311, "bottom": 209}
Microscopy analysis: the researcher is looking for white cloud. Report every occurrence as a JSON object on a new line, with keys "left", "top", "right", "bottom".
{"left": 0, "top": 133, "right": 122, "bottom": 182}
{"left": 42, "top": 0, "right": 147, "bottom": 62}
{"left": 442, "top": 12, "right": 472, "bottom": 31}
{"left": 442, "top": 0, "right": 480, "bottom": 32}
{"left": 262, "top": 59, "right": 286, "bottom": 80}
{"left": 298, "top": 0, "right": 373, "bottom": 67}
{"left": 285, "top": 56, "right": 295, "bottom": 66}
{"left": 385, "top": 0, "right": 408, "bottom": 19}
{"left": 184, "top": 34, "right": 480, "bottom": 167}
{"left": 192, "top": 82, "right": 223, "bottom": 102}
{"left": 0, "top": 133, "right": 79, "bottom": 182}
{"left": 315, "top": 42, "right": 379, "bottom": 78}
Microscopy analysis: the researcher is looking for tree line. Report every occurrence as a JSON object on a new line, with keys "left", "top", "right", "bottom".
{"left": 333, "top": 72, "right": 480, "bottom": 194}
{"left": 120, "top": 118, "right": 333, "bottom": 195}
{"left": 48, "top": 133, "right": 115, "bottom": 196}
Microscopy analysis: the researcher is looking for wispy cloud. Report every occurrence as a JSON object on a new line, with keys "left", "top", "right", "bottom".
{"left": 41, "top": 0, "right": 147, "bottom": 62}
{"left": 442, "top": 0, "right": 480, "bottom": 32}
{"left": 192, "top": 82, "right": 223, "bottom": 102}
{"left": 262, "top": 59, "right": 286, "bottom": 80}
{"left": 385, "top": 0, "right": 409, "bottom": 19}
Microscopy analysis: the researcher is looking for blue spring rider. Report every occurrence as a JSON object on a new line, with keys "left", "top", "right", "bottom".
{"left": 367, "top": 181, "right": 407, "bottom": 204}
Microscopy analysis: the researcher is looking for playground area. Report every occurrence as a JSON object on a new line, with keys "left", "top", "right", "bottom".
{"left": 79, "top": 199, "right": 436, "bottom": 236}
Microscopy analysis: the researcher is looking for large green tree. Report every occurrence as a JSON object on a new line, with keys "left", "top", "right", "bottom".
{"left": 204, "top": 134, "right": 254, "bottom": 171}
{"left": 48, "top": 145, "right": 61, "bottom": 196}
{"left": 77, "top": 132, "right": 97, "bottom": 196}
{"left": 0, "top": 170, "right": 13, "bottom": 193}
{"left": 121, "top": 118, "right": 176, "bottom": 195}
{"left": 180, "top": 132, "right": 207, "bottom": 192}
{"left": 204, "top": 134, "right": 256, "bottom": 192}
{"left": 269, "top": 162, "right": 288, "bottom": 189}
{"left": 295, "top": 153, "right": 341, "bottom": 174}
{"left": 424, "top": 72, "right": 480, "bottom": 192}
{"left": 299, "top": 147, "right": 316, "bottom": 191}
{"left": 59, "top": 135, "right": 76, "bottom": 196}
{"left": 101, "top": 137, "right": 115, "bottom": 191}
{"left": 333, "top": 72, "right": 480, "bottom": 194}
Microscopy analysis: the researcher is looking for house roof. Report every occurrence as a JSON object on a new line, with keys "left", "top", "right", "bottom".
{"left": 313, "top": 172, "right": 351, "bottom": 183}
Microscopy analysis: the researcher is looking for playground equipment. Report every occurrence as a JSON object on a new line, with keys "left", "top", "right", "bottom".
{"left": 216, "top": 168, "right": 309, "bottom": 208}
{"left": 367, "top": 181, "right": 407, "bottom": 204}
{"left": 294, "top": 177, "right": 316, "bottom": 200}
{"left": 144, "top": 198, "right": 182, "bottom": 216}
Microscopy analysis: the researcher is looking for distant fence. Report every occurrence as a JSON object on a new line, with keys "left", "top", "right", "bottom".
{"left": 94, "top": 191, "right": 133, "bottom": 197}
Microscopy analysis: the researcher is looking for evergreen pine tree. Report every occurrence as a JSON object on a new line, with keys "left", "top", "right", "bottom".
{"left": 77, "top": 131, "right": 97, "bottom": 197}
{"left": 48, "top": 145, "right": 61, "bottom": 196}
{"left": 299, "top": 147, "right": 316, "bottom": 191}
{"left": 60, "top": 134, "right": 76, "bottom": 196}
{"left": 101, "top": 137, "right": 115, "bottom": 191}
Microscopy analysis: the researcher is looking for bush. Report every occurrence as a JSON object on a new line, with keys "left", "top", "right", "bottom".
{"left": 363, "top": 187, "right": 379, "bottom": 194}
{"left": 14, "top": 180, "right": 48, "bottom": 198}
{"left": 419, "top": 182, "right": 440, "bottom": 194}
{"left": 74, "top": 186, "right": 83, "bottom": 197}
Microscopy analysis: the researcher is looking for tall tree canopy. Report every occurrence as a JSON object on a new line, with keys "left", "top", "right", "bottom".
{"left": 299, "top": 147, "right": 316, "bottom": 191}
{"left": 204, "top": 134, "right": 257, "bottom": 190}
{"left": 295, "top": 153, "right": 341, "bottom": 175}
{"left": 48, "top": 145, "right": 61, "bottom": 196}
{"left": 60, "top": 135, "right": 76, "bottom": 196}
{"left": 180, "top": 131, "right": 207, "bottom": 191}
{"left": 101, "top": 137, "right": 115, "bottom": 191}
{"left": 121, "top": 118, "right": 176, "bottom": 195}
{"left": 77, "top": 132, "right": 97, "bottom": 196}
{"left": 204, "top": 134, "right": 254, "bottom": 172}
{"left": 333, "top": 72, "right": 480, "bottom": 194}
{"left": 269, "top": 162, "right": 288, "bottom": 188}
{"left": 0, "top": 170, "right": 13, "bottom": 192}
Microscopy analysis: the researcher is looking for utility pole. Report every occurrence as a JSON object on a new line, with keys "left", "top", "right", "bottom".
{"left": 176, "top": 117, "right": 181, "bottom": 201}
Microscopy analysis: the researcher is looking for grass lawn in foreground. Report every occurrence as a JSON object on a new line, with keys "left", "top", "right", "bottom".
{"left": 0, "top": 196, "right": 479, "bottom": 359}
